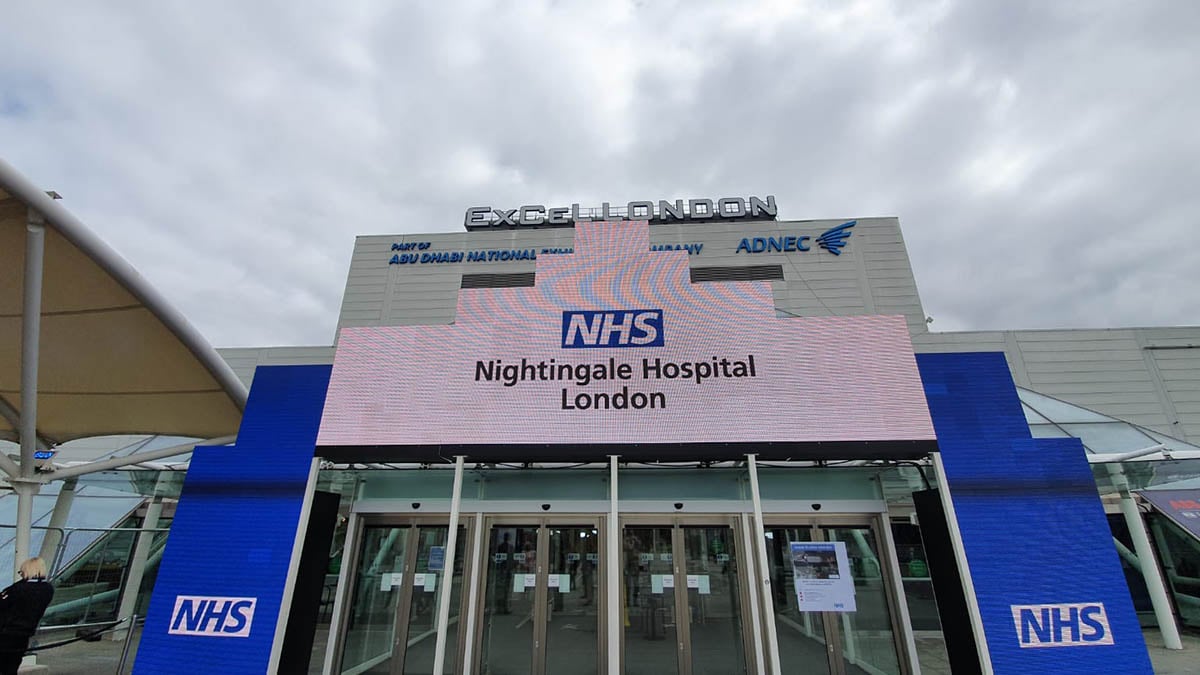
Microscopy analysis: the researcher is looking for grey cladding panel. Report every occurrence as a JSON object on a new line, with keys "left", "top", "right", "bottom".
{"left": 913, "top": 328, "right": 1200, "bottom": 435}
{"left": 217, "top": 346, "right": 334, "bottom": 387}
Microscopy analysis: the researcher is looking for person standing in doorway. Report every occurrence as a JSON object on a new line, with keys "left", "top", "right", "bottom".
{"left": 0, "top": 558, "right": 54, "bottom": 675}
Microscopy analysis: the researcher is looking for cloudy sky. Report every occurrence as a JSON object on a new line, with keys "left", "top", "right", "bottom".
{"left": 1, "top": 1, "right": 1197, "bottom": 347}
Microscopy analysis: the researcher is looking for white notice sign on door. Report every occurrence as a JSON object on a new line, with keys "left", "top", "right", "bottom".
{"left": 790, "top": 541, "right": 857, "bottom": 612}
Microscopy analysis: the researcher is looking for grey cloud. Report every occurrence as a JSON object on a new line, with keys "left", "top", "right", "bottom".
{"left": 0, "top": 0, "right": 1196, "bottom": 346}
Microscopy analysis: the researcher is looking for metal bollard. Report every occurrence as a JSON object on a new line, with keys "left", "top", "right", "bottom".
{"left": 115, "top": 615, "right": 137, "bottom": 675}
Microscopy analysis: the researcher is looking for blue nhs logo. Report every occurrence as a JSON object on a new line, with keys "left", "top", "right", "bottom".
{"left": 1011, "top": 602, "right": 1113, "bottom": 648}
{"left": 561, "top": 309, "right": 664, "bottom": 348}
{"left": 169, "top": 595, "right": 256, "bottom": 637}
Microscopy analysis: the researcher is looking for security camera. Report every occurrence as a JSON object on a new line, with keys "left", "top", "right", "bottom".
{"left": 411, "top": 502, "right": 421, "bottom": 510}
{"left": 811, "top": 503, "right": 822, "bottom": 511}
{"left": 674, "top": 503, "right": 684, "bottom": 511}
{"left": 541, "top": 503, "right": 551, "bottom": 511}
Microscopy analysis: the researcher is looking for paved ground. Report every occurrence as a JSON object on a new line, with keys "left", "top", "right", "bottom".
{"left": 1143, "top": 629, "right": 1200, "bottom": 675}
{"left": 18, "top": 626, "right": 1200, "bottom": 673}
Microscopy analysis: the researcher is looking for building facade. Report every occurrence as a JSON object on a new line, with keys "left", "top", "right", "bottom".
{"left": 134, "top": 207, "right": 1200, "bottom": 674}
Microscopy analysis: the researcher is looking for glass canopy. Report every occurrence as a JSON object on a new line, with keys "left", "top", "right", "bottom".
{"left": 1018, "top": 387, "right": 1200, "bottom": 456}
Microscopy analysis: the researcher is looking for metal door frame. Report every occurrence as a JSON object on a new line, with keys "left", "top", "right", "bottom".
{"left": 471, "top": 514, "right": 608, "bottom": 675}
{"left": 328, "top": 514, "right": 477, "bottom": 675}
{"left": 759, "top": 514, "right": 912, "bottom": 675}
{"left": 618, "top": 514, "right": 757, "bottom": 675}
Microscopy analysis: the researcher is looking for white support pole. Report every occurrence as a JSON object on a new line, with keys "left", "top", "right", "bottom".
{"left": 608, "top": 455, "right": 620, "bottom": 675}
{"left": 746, "top": 454, "right": 782, "bottom": 675}
{"left": 432, "top": 456, "right": 466, "bottom": 675}
{"left": 739, "top": 513, "right": 767, "bottom": 675}
{"left": 11, "top": 482, "right": 38, "bottom": 581}
{"left": 112, "top": 494, "right": 163, "bottom": 640}
{"left": 38, "top": 477, "right": 76, "bottom": 570}
{"left": 50, "top": 435, "right": 236, "bottom": 481}
{"left": 322, "top": 512, "right": 361, "bottom": 675}
{"left": 931, "top": 453, "right": 993, "bottom": 674}
{"left": 876, "top": 512, "right": 921, "bottom": 675}
{"left": 460, "top": 512, "right": 485, "bottom": 674}
{"left": 1109, "top": 465, "right": 1183, "bottom": 649}
{"left": 15, "top": 211, "right": 46, "bottom": 579}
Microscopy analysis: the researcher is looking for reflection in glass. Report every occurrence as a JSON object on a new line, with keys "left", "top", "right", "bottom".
{"left": 480, "top": 526, "right": 539, "bottom": 675}
{"left": 765, "top": 527, "right": 831, "bottom": 675}
{"left": 544, "top": 527, "right": 600, "bottom": 674}
{"left": 340, "top": 526, "right": 409, "bottom": 673}
{"left": 623, "top": 527, "right": 679, "bottom": 675}
{"left": 824, "top": 526, "right": 902, "bottom": 675}
{"left": 401, "top": 526, "right": 466, "bottom": 674}
{"left": 683, "top": 526, "right": 746, "bottom": 675}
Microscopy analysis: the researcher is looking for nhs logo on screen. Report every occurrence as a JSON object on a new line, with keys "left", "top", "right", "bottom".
{"left": 561, "top": 309, "right": 664, "bottom": 348}
{"left": 1011, "top": 602, "right": 1113, "bottom": 648}
{"left": 169, "top": 595, "right": 256, "bottom": 637}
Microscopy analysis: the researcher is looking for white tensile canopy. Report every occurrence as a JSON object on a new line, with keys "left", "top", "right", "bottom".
{"left": 0, "top": 156, "right": 246, "bottom": 574}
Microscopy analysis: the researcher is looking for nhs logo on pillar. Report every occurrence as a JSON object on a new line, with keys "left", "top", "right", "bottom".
{"left": 169, "top": 595, "right": 256, "bottom": 637}
{"left": 561, "top": 309, "right": 664, "bottom": 348}
{"left": 1011, "top": 602, "right": 1113, "bottom": 647}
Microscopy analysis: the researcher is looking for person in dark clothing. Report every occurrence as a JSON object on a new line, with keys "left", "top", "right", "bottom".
{"left": 0, "top": 558, "right": 54, "bottom": 675}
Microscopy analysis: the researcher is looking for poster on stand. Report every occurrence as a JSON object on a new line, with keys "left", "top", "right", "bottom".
{"left": 791, "top": 542, "right": 856, "bottom": 612}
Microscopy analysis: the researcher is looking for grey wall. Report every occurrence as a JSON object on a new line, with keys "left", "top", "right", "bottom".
{"left": 217, "top": 346, "right": 335, "bottom": 389}
{"left": 337, "top": 218, "right": 930, "bottom": 336}
{"left": 913, "top": 328, "right": 1200, "bottom": 441}
{"left": 223, "top": 217, "right": 1200, "bottom": 446}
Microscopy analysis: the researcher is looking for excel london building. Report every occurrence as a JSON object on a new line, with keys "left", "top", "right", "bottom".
{"left": 20, "top": 187, "right": 1195, "bottom": 674}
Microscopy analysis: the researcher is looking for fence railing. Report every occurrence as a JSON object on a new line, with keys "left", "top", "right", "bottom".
{"left": 0, "top": 523, "right": 170, "bottom": 629}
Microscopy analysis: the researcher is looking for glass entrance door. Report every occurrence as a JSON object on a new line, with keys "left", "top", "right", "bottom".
{"left": 397, "top": 525, "right": 468, "bottom": 674}
{"left": 622, "top": 520, "right": 748, "bottom": 675}
{"left": 337, "top": 521, "right": 469, "bottom": 674}
{"left": 340, "top": 525, "right": 410, "bottom": 673}
{"left": 477, "top": 519, "right": 603, "bottom": 675}
{"left": 623, "top": 526, "right": 679, "bottom": 675}
{"left": 764, "top": 526, "right": 833, "bottom": 674}
{"left": 763, "top": 520, "right": 907, "bottom": 675}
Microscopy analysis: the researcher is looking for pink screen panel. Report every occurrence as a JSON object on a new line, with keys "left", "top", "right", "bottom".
{"left": 317, "top": 221, "right": 935, "bottom": 448}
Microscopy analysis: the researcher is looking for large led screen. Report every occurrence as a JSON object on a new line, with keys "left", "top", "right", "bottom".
{"left": 317, "top": 221, "right": 936, "bottom": 461}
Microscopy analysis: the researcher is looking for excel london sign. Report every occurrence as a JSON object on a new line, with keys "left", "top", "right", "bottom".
{"left": 464, "top": 195, "right": 778, "bottom": 230}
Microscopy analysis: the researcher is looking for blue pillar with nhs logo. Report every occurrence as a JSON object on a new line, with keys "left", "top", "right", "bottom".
{"left": 135, "top": 365, "right": 331, "bottom": 674}
{"left": 917, "top": 352, "right": 1152, "bottom": 673}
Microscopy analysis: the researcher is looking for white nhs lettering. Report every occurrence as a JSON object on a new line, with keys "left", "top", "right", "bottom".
{"left": 561, "top": 310, "right": 663, "bottom": 348}
{"left": 564, "top": 314, "right": 601, "bottom": 346}
{"left": 169, "top": 595, "right": 256, "bottom": 637}
{"left": 600, "top": 312, "right": 634, "bottom": 345}
{"left": 1011, "top": 602, "right": 1113, "bottom": 647}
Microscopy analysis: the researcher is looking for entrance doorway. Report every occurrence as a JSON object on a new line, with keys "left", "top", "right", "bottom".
{"left": 763, "top": 518, "right": 908, "bottom": 675}
{"left": 474, "top": 517, "right": 605, "bottom": 675}
{"left": 335, "top": 519, "right": 470, "bottom": 674}
{"left": 621, "top": 517, "right": 751, "bottom": 675}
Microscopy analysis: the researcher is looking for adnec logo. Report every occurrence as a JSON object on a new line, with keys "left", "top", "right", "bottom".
{"left": 169, "top": 595, "right": 256, "bottom": 637}
{"left": 561, "top": 309, "right": 664, "bottom": 348}
{"left": 735, "top": 220, "right": 856, "bottom": 256}
{"left": 1011, "top": 602, "right": 1113, "bottom": 648}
